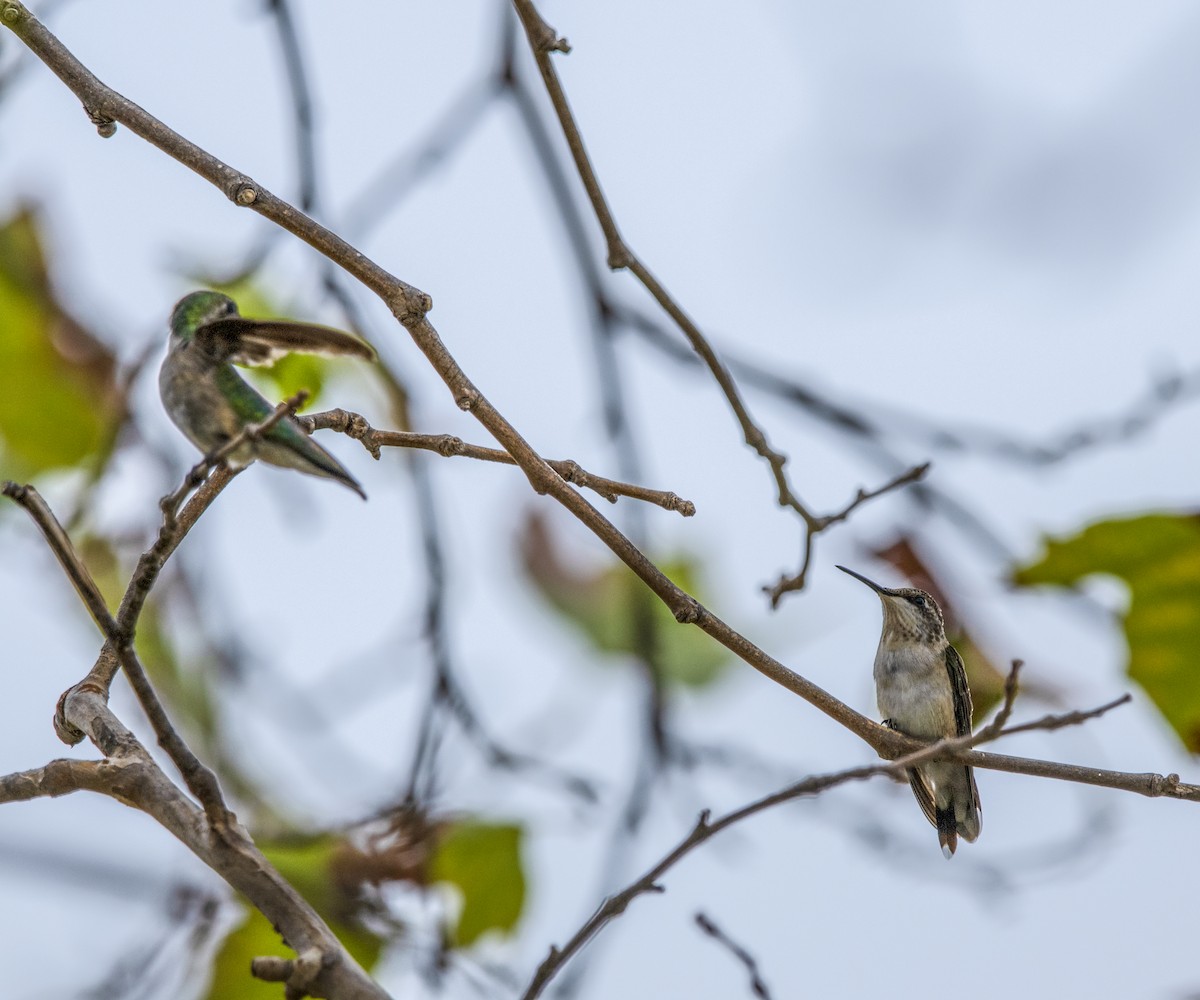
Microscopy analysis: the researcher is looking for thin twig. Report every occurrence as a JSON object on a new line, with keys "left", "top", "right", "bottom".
{"left": 975, "top": 660, "right": 1024, "bottom": 741}
{"left": 694, "top": 912, "right": 774, "bottom": 1000}
{"left": 519, "top": 691, "right": 1153, "bottom": 999}
{"left": 763, "top": 463, "right": 930, "bottom": 604}
{"left": 507, "top": 0, "right": 925, "bottom": 597}
{"left": 2, "top": 481, "right": 121, "bottom": 638}
{"left": 301, "top": 408, "right": 695, "bottom": 516}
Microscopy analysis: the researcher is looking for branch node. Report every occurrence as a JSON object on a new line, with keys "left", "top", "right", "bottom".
{"left": 389, "top": 289, "right": 432, "bottom": 323}
{"left": 454, "top": 387, "right": 480, "bottom": 412}
{"left": 673, "top": 599, "right": 701, "bottom": 625}
{"left": 84, "top": 105, "right": 116, "bottom": 137}
{"left": 2, "top": 3, "right": 23, "bottom": 24}
{"left": 606, "top": 245, "right": 633, "bottom": 270}
{"left": 1152, "top": 772, "right": 1182, "bottom": 796}
{"left": 250, "top": 956, "right": 291, "bottom": 984}
{"left": 227, "top": 179, "right": 259, "bottom": 205}
{"left": 249, "top": 930, "right": 335, "bottom": 993}
{"left": 667, "top": 494, "right": 696, "bottom": 517}
{"left": 437, "top": 434, "right": 464, "bottom": 457}
{"left": 53, "top": 690, "right": 86, "bottom": 746}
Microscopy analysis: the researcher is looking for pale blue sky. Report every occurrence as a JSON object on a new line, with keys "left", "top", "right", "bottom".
{"left": 1, "top": 2, "right": 1197, "bottom": 998}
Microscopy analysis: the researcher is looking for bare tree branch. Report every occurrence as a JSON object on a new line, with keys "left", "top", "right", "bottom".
{"left": 29, "top": 689, "right": 390, "bottom": 1000}
{"left": 694, "top": 912, "right": 774, "bottom": 1000}
{"left": 519, "top": 690, "right": 1163, "bottom": 998}
{"left": 302, "top": 408, "right": 695, "bottom": 515}
{"left": 5, "top": 0, "right": 1194, "bottom": 801}
{"left": 506, "top": 0, "right": 927, "bottom": 598}
{"left": 5, "top": 11, "right": 1198, "bottom": 995}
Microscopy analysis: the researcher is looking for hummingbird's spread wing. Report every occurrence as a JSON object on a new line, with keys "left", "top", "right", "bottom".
{"left": 197, "top": 317, "right": 376, "bottom": 366}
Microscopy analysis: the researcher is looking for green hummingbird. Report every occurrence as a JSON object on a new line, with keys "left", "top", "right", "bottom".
{"left": 159, "top": 290, "right": 375, "bottom": 498}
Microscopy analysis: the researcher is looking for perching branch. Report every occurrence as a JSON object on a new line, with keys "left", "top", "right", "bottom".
{"left": 0, "top": 688, "right": 391, "bottom": 1000}
{"left": 519, "top": 685, "right": 1165, "bottom": 999}
{"left": 4, "top": 398, "right": 309, "bottom": 823}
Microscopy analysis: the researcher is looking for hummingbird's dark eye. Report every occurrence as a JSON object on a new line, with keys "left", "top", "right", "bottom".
{"left": 910, "top": 594, "right": 926, "bottom": 608}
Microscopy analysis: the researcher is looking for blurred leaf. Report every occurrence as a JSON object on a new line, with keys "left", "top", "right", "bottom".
{"left": 429, "top": 820, "right": 525, "bottom": 947}
{"left": 205, "top": 901, "right": 381, "bottom": 1000}
{"left": 520, "top": 511, "right": 729, "bottom": 688}
{"left": 1013, "top": 514, "right": 1200, "bottom": 751}
{"left": 205, "top": 907, "right": 290, "bottom": 1000}
{"left": 264, "top": 837, "right": 360, "bottom": 924}
{"left": 254, "top": 350, "right": 329, "bottom": 406}
{"left": 204, "top": 835, "right": 385, "bottom": 1000}
{"left": 0, "top": 206, "right": 119, "bottom": 478}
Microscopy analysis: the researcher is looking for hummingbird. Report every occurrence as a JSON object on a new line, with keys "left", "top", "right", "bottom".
{"left": 837, "top": 565, "right": 982, "bottom": 857}
{"left": 159, "top": 290, "right": 374, "bottom": 498}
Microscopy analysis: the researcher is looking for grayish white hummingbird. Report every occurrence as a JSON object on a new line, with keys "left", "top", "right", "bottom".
{"left": 159, "top": 290, "right": 374, "bottom": 498}
{"left": 837, "top": 565, "right": 982, "bottom": 856}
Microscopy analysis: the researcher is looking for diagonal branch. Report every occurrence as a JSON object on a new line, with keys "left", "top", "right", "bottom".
{"left": 5, "top": 0, "right": 1196, "bottom": 835}
{"left": 18, "top": 689, "right": 391, "bottom": 1000}
{"left": 3, "top": 397, "right": 309, "bottom": 823}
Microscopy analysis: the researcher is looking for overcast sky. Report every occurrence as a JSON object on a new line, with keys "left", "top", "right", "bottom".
{"left": 1, "top": 2, "right": 1198, "bottom": 998}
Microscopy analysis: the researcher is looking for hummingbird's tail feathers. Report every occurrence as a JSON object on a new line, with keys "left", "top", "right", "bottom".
{"left": 906, "top": 769, "right": 939, "bottom": 828}
{"left": 256, "top": 424, "right": 368, "bottom": 499}
{"left": 936, "top": 807, "right": 959, "bottom": 857}
{"left": 301, "top": 448, "right": 367, "bottom": 500}
{"left": 909, "top": 765, "right": 980, "bottom": 856}
{"left": 328, "top": 467, "right": 367, "bottom": 500}
{"left": 958, "top": 767, "right": 983, "bottom": 843}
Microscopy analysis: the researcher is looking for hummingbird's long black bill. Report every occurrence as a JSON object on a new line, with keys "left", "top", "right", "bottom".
{"left": 835, "top": 564, "right": 893, "bottom": 595}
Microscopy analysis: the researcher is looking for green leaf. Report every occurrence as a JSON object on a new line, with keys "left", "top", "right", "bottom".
{"left": 520, "top": 513, "right": 729, "bottom": 688}
{"left": 205, "top": 907, "right": 291, "bottom": 1000}
{"left": 1013, "top": 514, "right": 1200, "bottom": 751}
{"left": 429, "top": 821, "right": 526, "bottom": 947}
{"left": 205, "top": 898, "right": 381, "bottom": 1000}
{"left": 252, "top": 351, "right": 328, "bottom": 407}
{"left": 0, "top": 207, "right": 118, "bottom": 478}
{"left": 202, "top": 835, "right": 384, "bottom": 1000}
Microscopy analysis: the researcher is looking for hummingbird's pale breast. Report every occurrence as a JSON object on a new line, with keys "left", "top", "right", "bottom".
{"left": 873, "top": 640, "right": 957, "bottom": 741}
